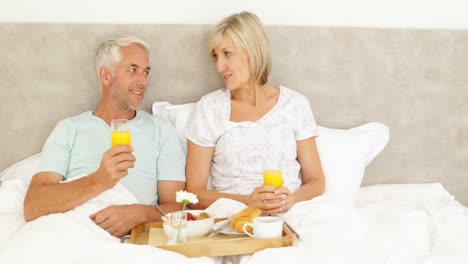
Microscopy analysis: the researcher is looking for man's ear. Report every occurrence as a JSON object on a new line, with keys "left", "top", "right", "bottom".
{"left": 99, "top": 67, "right": 112, "bottom": 86}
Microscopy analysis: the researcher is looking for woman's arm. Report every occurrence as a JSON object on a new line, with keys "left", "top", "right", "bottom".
{"left": 186, "top": 140, "right": 248, "bottom": 208}
{"left": 280, "top": 137, "right": 325, "bottom": 211}
{"left": 294, "top": 137, "right": 326, "bottom": 200}
{"left": 186, "top": 140, "right": 284, "bottom": 213}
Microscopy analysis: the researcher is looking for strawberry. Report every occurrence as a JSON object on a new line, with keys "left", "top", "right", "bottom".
{"left": 186, "top": 212, "right": 196, "bottom": 221}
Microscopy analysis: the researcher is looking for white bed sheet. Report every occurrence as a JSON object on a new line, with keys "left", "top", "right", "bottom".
{"left": 0, "top": 180, "right": 467, "bottom": 264}
{"left": 355, "top": 184, "right": 468, "bottom": 264}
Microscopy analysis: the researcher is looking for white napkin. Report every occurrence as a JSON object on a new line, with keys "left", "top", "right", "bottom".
{"left": 204, "top": 198, "right": 247, "bottom": 218}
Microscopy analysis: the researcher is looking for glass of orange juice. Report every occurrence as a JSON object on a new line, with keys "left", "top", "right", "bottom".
{"left": 111, "top": 119, "right": 131, "bottom": 147}
{"left": 263, "top": 159, "right": 283, "bottom": 188}
{"left": 263, "top": 160, "right": 284, "bottom": 216}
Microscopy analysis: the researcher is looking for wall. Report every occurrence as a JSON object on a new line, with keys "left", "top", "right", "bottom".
{"left": 1, "top": 0, "right": 468, "bottom": 29}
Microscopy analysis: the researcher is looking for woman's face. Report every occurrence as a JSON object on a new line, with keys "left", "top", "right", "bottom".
{"left": 212, "top": 35, "right": 251, "bottom": 91}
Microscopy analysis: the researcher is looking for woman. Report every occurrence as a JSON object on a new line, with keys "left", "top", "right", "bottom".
{"left": 185, "top": 11, "right": 325, "bottom": 215}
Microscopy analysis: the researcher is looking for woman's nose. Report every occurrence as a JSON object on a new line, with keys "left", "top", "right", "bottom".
{"left": 216, "top": 58, "right": 226, "bottom": 73}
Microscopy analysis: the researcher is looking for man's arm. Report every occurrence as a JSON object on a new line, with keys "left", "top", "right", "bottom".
{"left": 90, "top": 120, "right": 187, "bottom": 238}
{"left": 24, "top": 172, "right": 106, "bottom": 221}
{"left": 24, "top": 145, "right": 135, "bottom": 221}
{"left": 90, "top": 180, "right": 185, "bottom": 238}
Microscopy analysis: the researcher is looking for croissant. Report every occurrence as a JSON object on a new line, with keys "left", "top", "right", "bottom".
{"left": 230, "top": 205, "right": 262, "bottom": 233}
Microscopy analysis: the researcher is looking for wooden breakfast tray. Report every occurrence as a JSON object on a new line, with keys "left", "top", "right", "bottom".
{"left": 129, "top": 219, "right": 295, "bottom": 257}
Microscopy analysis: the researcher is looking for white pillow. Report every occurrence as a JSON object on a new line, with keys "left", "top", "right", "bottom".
{"left": 0, "top": 153, "right": 41, "bottom": 184}
{"left": 0, "top": 155, "right": 40, "bottom": 247}
{"left": 0, "top": 179, "right": 28, "bottom": 248}
{"left": 316, "top": 123, "right": 389, "bottom": 202}
{"left": 153, "top": 102, "right": 389, "bottom": 202}
{"left": 152, "top": 102, "right": 195, "bottom": 143}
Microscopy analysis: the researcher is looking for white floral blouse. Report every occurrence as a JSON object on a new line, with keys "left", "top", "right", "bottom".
{"left": 185, "top": 86, "right": 318, "bottom": 194}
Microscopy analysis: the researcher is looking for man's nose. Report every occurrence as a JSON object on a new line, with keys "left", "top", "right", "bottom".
{"left": 136, "top": 72, "right": 148, "bottom": 87}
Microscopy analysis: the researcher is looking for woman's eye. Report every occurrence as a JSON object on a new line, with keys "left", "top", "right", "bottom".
{"left": 224, "top": 51, "right": 230, "bottom": 56}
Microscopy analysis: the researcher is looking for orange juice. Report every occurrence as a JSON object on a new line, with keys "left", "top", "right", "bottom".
{"left": 111, "top": 131, "right": 131, "bottom": 146}
{"left": 263, "top": 170, "right": 283, "bottom": 188}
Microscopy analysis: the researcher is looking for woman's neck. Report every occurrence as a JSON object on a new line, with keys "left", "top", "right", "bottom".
{"left": 231, "top": 82, "right": 272, "bottom": 107}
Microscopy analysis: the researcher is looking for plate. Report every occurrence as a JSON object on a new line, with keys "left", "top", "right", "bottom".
{"left": 213, "top": 219, "right": 246, "bottom": 236}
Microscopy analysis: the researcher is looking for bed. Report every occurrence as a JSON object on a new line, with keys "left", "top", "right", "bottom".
{"left": 1, "top": 23, "right": 468, "bottom": 263}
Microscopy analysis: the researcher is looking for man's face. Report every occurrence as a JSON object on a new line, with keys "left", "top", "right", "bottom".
{"left": 110, "top": 44, "right": 150, "bottom": 111}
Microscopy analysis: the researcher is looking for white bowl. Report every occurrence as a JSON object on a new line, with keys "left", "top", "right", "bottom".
{"left": 162, "top": 210, "right": 214, "bottom": 238}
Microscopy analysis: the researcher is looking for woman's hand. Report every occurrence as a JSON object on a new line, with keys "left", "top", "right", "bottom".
{"left": 248, "top": 185, "right": 292, "bottom": 215}
{"left": 276, "top": 187, "right": 296, "bottom": 214}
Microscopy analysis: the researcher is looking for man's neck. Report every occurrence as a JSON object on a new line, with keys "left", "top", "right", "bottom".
{"left": 93, "top": 103, "right": 137, "bottom": 125}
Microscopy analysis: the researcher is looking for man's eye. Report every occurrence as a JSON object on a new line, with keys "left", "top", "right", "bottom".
{"left": 224, "top": 51, "right": 230, "bottom": 56}
{"left": 129, "top": 68, "right": 136, "bottom": 72}
{"left": 144, "top": 71, "right": 150, "bottom": 76}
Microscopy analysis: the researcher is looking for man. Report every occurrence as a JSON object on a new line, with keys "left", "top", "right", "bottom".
{"left": 23, "top": 35, "right": 186, "bottom": 238}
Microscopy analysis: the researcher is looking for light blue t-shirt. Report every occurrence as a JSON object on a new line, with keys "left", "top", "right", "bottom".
{"left": 37, "top": 111, "right": 186, "bottom": 204}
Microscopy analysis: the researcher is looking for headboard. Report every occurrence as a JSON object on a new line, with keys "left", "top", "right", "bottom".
{"left": 1, "top": 24, "right": 467, "bottom": 205}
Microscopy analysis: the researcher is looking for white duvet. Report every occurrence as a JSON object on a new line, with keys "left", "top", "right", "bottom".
{"left": 0, "top": 180, "right": 213, "bottom": 264}
{"left": 1, "top": 180, "right": 468, "bottom": 264}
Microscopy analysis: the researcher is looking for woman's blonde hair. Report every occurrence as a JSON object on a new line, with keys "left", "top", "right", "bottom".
{"left": 208, "top": 11, "right": 272, "bottom": 85}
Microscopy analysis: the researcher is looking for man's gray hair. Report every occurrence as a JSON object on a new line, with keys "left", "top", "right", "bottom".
{"left": 95, "top": 34, "right": 150, "bottom": 85}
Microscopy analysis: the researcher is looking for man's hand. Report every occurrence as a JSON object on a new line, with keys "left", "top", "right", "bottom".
{"left": 91, "top": 146, "right": 135, "bottom": 191}
{"left": 90, "top": 204, "right": 146, "bottom": 238}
